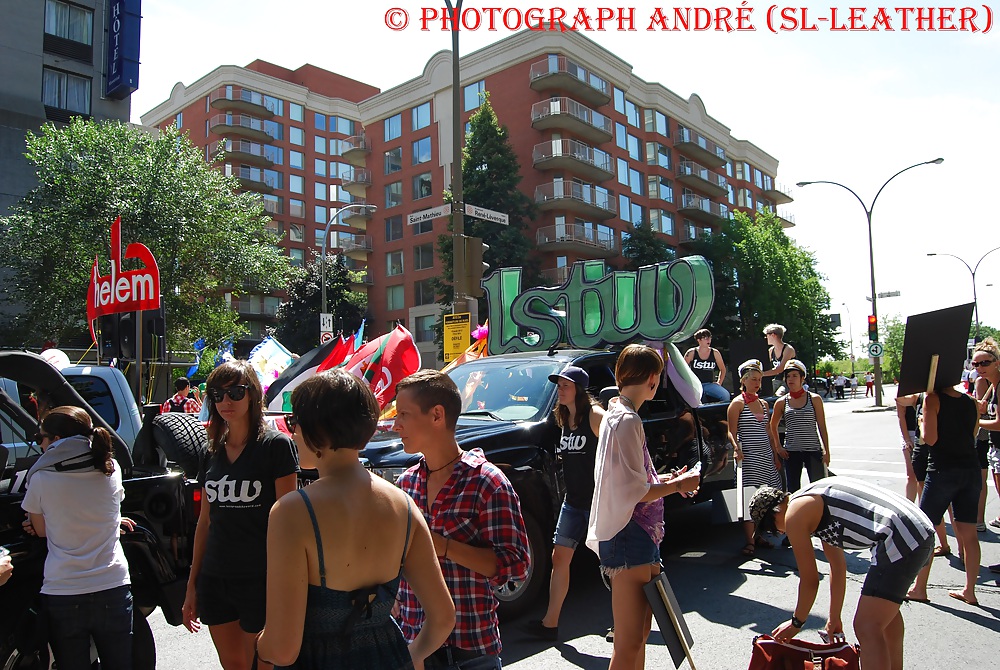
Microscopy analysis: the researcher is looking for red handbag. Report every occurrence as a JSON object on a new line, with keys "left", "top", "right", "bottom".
{"left": 748, "top": 634, "right": 861, "bottom": 670}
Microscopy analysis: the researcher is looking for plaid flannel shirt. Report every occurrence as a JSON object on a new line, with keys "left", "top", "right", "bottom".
{"left": 161, "top": 393, "right": 201, "bottom": 414}
{"left": 396, "top": 448, "right": 530, "bottom": 656}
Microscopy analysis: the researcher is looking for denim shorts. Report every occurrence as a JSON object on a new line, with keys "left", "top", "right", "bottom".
{"left": 553, "top": 501, "right": 590, "bottom": 550}
{"left": 598, "top": 519, "right": 659, "bottom": 573}
{"left": 861, "top": 535, "right": 934, "bottom": 604}
{"left": 196, "top": 573, "right": 266, "bottom": 632}
{"left": 920, "top": 468, "right": 983, "bottom": 525}
{"left": 989, "top": 444, "right": 1000, "bottom": 473}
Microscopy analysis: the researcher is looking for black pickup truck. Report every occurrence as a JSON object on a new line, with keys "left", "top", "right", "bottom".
{"left": 0, "top": 351, "right": 203, "bottom": 669}
{"left": 360, "top": 349, "right": 735, "bottom": 618}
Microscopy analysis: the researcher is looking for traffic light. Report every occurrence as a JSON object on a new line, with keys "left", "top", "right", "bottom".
{"left": 464, "top": 236, "right": 490, "bottom": 298}
{"left": 868, "top": 315, "right": 878, "bottom": 342}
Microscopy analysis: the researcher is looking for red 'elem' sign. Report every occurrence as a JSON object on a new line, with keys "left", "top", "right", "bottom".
{"left": 86, "top": 216, "right": 160, "bottom": 344}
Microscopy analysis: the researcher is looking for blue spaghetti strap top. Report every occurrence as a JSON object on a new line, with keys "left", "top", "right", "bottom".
{"left": 274, "top": 489, "right": 414, "bottom": 670}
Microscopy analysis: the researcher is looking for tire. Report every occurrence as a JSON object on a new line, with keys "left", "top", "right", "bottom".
{"left": 495, "top": 511, "right": 550, "bottom": 620}
{"left": 0, "top": 636, "right": 51, "bottom": 670}
{"left": 150, "top": 413, "right": 207, "bottom": 478}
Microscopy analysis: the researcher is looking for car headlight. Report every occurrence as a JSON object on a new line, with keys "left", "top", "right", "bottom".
{"left": 370, "top": 466, "right": 407, "bottom": 484}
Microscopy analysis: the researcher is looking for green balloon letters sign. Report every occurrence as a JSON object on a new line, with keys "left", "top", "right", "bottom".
{"left": 483, "top": 257, "right": 715, "bottom": 354}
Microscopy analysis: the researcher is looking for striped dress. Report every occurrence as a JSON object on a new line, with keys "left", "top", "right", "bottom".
{"left": 737, "top": 401, "right": 782, "bottom": 489}
{"left": 791, "top": 477, "right": 934, "bottom": 566}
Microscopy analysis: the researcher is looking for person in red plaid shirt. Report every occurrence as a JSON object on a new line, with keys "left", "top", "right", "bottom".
{"left": 161, "top": 377, "right": 202, "bottom": 414}
{"left": 394, "top": 370, "right": 530, "bottom": 669}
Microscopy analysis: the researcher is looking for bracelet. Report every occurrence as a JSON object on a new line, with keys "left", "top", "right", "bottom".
{"left": 790, "top": 615, "right": 805, "bottom": 629}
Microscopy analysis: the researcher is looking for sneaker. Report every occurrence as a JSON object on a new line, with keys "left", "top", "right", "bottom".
{"left": 605, "top": 626, "right": 615, "bottom": 643}
{"left": 522, "top": 619, "right": 558, "bottom": 642}
{"left": 977, "top": 522, "right": 988, "bottom": 533}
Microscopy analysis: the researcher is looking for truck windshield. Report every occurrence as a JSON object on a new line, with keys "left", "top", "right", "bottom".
{"left": 448, "top": 360, "right": 563, "bottom": 422}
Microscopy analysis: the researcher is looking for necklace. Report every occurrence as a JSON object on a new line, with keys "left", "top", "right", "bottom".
{"left": 619, "top": 394, "right": 637, "bottom": 410}
{"left": 427, "top": 452, "right": 462, "bottom": 474}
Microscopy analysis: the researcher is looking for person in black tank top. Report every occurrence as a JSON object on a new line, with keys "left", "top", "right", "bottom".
{"left": 524, "top": 366, "right": 604, "bottom": 642}
{"left": 969, "top": 338, "right": 1000, "bottom": 570}
{"left": 762, "top": 324, "right": 796, "bottom": 395}
{"left": 256, "top": 370, "right": 454, "bottom": 669}
{"left": 683, "top": 328, "right": 730, "bottom": 403}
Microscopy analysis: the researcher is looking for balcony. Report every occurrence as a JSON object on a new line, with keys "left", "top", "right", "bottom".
{"left": 209, "top": 113, "right": 273, "bottom": 143}
{"left": 532, "top": 139, "right": 614, "bottom": 183}
{"left": 776, "top": 209, "right": 796, "bottom": 228}
{"left": 340, "top": 234, "right": 372, "bottom": 261}
{"left": 339, "top": 167, "right": 372, "bottom": 197}
{"left": 341, "top": 135, "right": 371, "bottom": 167}
{"left": 530, "top": 97, "right": 613, "bottom": 144}
{"left": 529, "top": 56, "right": 611, "bottom": 106}
{"left": 261, "top": 198, "right": 282, "bottom": 216}
{"left": 341, "top": 200, "right": 373, "bottom": 230}
{"left": 535, "top": 181, "right": 617, "bottom": 221}
{"left": 236, "top": 166, "right": 278, "bottom": 193}
{"left": 763, "top": 182, "right": 794, "bottom": 205}
{"left": 674, "top": 125, "right": 726, "bottom": 169}
{"left": 678, "top": 191, "right": 729, "bottom": 224}
{"left": 349, "top": 271, "right": 374, "bottom": 288}
{"left": 209, "top": 139, "right": 272, "bottom": 168}
{"left": 536, "top": 223, "right": 617, "bottom": 259}
{"left": 676, "top": 160, "right": 728, "bottom": 198}
{"left": 209, "top": 86, "right": 277, "bottom": 117}
{"left": 541, "top": 266, "right": 570, "bottom": 285}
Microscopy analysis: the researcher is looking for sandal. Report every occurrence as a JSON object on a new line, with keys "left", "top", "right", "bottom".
{"left": 741, "top": 543, "right": 756, "bottom": 556}
{"left": 989, "top": 518, "right": 1000, "bottom": 529}
{"left": 933, "top": 545, "right": 951, "bottom": 557}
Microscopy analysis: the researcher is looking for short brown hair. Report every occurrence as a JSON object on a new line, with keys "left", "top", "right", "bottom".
{"left": 395, "top": 369, "right": 462, "bottom": 430}
{"left": 291, "top": 369, "right": 378, "bottom": 452}
{"left": 694, "top": 329, "right": 712, "bottom": 340}
{"left": 615, "top": 344, "right": 664, "bottom": 388}
{"left": 763, "top": 323, "right": 786, "bottom": 338}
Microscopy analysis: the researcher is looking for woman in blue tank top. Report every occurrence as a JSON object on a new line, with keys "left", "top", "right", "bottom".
{"left": 255, "top": 370, "right": 454, "bottom": 669}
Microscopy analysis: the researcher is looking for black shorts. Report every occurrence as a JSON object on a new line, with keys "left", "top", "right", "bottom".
{"left": 861, "top": 535, "right": 934, "bottom": 604}
{"left": 920, "top": 468, "right": 983, "bottom": 525}
{"left": 196, "top": 573, "right": 266, "bottom": 633}
{"left": 911, "top": 443, "right": 928, "bottom": 483}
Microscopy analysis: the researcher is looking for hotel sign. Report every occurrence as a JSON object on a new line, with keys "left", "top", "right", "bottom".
{"left": 105, "top": 0, "right": 142, "bottom": 99}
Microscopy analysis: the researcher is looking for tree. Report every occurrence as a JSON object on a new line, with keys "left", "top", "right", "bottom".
{"left": 622, "top": 221, "right": 675, "bottom": 270}
{"left": 273, "top": 254, "right": 367, "bottom": 355}
{"left": 0, "top": 118, "right": 289, "bottom": 348}
{"left": 880, "top": 314, "right": 906, "bottom": 382}
{"left": 432, "top": 95, "right": 539, "bottom": 349}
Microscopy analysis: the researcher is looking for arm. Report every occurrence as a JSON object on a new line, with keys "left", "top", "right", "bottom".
{"left": 0, "top": 556, "right": 11, "bottom": 586}
{"left": 431, "top": 530, "right": 502, "bottom": 580}
{"left": 822, "top": 542, "right": 847, "bottom": 637}
{"left": 402, "top": 503, "right": 456, "bottom": 668}
{"left": 896, "top": 396, "right": 915, "bottom": 447}
{"left": 275, "top": 473, "right": 298, "bottom": 500}
{"left": 772, "top": 497, "right": 823, "bottom": 640}
{"left": 641, "top": 466, "right": 700, "bottom": 502}
{"left": 727, "top": 400, "right": 743, "bottom": 461}
{"left": 28, "top": 513, "right": 46, "bottom": 538}
{"left": 256, "top": 496, "right": 308, "bottom": 667}
{"left": 714, "top": 349, "right": 727, "bottom": 385}
{"left": 812, "top": 395, "right": 831, "bottom": 466}
{"left": 684, "top": 348, "right": 695, "bottom": 365}
{"left": 182, "top": 489, "right": 211, "bottom": 632}
{"left": 588, "top": 404, "right": 606, "bottom": 438}
{"left": 922, "top": 393, "right": 940, "bottom": 446}
{"left": 768, "top": 398, "right": 787, "bottom": 460}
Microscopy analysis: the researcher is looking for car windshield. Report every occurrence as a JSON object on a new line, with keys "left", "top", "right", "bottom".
{"left": 448, "top": 359, "right": 563, "bottom": 422}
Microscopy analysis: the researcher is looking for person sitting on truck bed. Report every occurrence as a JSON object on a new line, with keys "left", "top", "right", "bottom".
{"left": 182, "top": 360, "right": 299, "bottom": 670}
{"left": 393, "top": 369, "right": 530, "bottom": 669}
{"left": 20, "top": 405, "right": 135, "bottom": 670}
{"left": 162, "top": 376, "right": 202, "bottom": 414}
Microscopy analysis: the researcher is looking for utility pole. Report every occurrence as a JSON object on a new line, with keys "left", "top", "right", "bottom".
{"left": 445, "top": 0, "right": 467, "bottom": 316}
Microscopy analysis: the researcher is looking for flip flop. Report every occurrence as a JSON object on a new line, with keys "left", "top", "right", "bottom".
{"left": 903, "top": 596, "right": 930, "bottom": 604}
{"left": 741, "top": 543, "right": 756, "bottom": 556}
{"left": 933, "top": 545, "right": 951, "bottom": 557}
{"left": 989, "top": 518, "right": 1000, "bottom": 529}
{"left": 948, "top": 592, "right": 979, "bottom": 606}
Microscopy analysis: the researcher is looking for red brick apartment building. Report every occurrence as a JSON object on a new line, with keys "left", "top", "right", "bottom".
{"left": 142, "top": 29, "right": 793, "bottom": 365}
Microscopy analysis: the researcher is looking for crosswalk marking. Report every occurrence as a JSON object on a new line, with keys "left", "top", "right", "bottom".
{"left": 827, "top": 467, "right": 906, "bottom": 480}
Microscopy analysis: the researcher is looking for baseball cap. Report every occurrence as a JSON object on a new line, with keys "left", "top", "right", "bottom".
{"left": 548, "top": 365, "right": 589, "bottom": 388}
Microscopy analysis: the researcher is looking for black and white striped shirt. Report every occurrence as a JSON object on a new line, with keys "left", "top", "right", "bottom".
{"left": 791, "top": 477, "right": 933, "bottom": 565}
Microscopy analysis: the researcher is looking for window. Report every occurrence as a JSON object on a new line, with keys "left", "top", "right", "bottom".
{"left": 387, "top": 285, "right": 404, "bottom": 311}
{"left": 314, "top": 229, "right": 326, "bottom": 247}
{"left": 314, "top": 182, "right": 327, "bottom": 201}
{"left": 263, "top": 169, "right": 282, "bottom": 189}
{"left": 289, "top": 224, "right": 305, "bottom": 242}
{"left": 262, "top": 194, "right": 282, "bottom": 215}
{"left": 331, "top": 116, "right": 355, "bottom": 136}
{"left": 625, "top": 99, "right": 640, "bottom": 127}
{"left": 738, "top": 188, "right": 754, "bottom": 209}
{"left": 384, "top": 147, "right": 402, "bottom": 174}
{"left": 289, "top": 174, "right": 304, "bottom": 194}
{"left": 314, "top": 205, "right": 327, "bottom": 223}
{"left": 289, "top": 248, "right": 305, "bottom": 267}
{"left": 314, "top": 112, "right": 326, "bottom": 130}
{"left": 386, "top": 251, "right": 404, "bottom": 276}
{"left": 385, "top": 181, "right": 402, "bottom": 208}
{"left": 414, "top": 243, "right": 434, "bottom": 270}
{"left": 314, "top": 159, "right": 326, "bottom": 176}
{"left": 385, "top": 114, "right": 402, "bottom": 142}
{"left": 385, "top": 215, "right": 403, "bottom": 242}
{"left": 646, "top": 142, "right": 670, "bottom": 170}
{"left": 329, "top": 139, "right": 345, "bottom": 156}
{"left": 647, "top": 175, "right": 674, "bottom": 203}
{"left": 290, "top": 151, "right": 304, "bottom": 170}
{"left": 613, "top": 88, "right": 625, "bottom": 114}
{"left": 290, "top": 103, "right": 304, "bottom": 122}
{"left": 412, "top": 137, "right": 431, "bottom": 165}
{"left": 413, "top": 173, "right": 432, "bottom": 200}
{"left": 650, "top": 209, "right": 675, "bottom": 236}
{"left": 643, "top": 109, "right": 668, "bottom": 136}
{"left": 412, "top": 102, "right": 431, "bottom": 130}
{"left": 42, "top": 68, "right": 90, "bottom": 114}
{"left": 619, "top": 196, "right": 644, "bottom": 225}
{"left": 175, "top": 112, "right": 183, "bottom": 128}
{"left": 264, "top": 145, "right": 283, "bottom": 165}
{"left": 289, "top": 199, "right": 306, "bottom": 218}
{"left": 314, "top": 136, "right": 326, "bottom": 154}
{"left": 414, "top": 315, "right": 435, "bottom": 343}
{"left": 617, "top": 159, "right": 641, "bottom": 195}
{"left": 289, "top": 127, "right": 305, "bottom": 146}
{"left": 414, "top": 279, "right": 436, "bottom": 306}
{"left": 263, "top": 120, "right": 283, "bottom": 140}
{"left": 414, "top": 218, "right": 434, "bottom": 235}
{"left": 464, "top": 81, "right": 485, "bottom": 111}
{"left": 44, "top": 0, "right": 93, "bottom": 44}
{"left": 264, "top": 96, "right": 283, "bottom": 117}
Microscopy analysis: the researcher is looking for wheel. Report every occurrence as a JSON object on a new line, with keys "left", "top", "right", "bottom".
{"left": 0, "top": 636, "right": 51, "bottom": 670}
{"left": 495, "top": 511, "right": 550, "bottom": 620}
{"left": 132, "top": 608, "right": 156, "bottom": 670}
{"left": 151, "top": 413, "right": 207, "bottom": 478}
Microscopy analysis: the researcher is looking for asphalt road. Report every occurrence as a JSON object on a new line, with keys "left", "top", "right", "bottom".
{"left": 149, "top": 386, "right": 1000, "bottom": 668}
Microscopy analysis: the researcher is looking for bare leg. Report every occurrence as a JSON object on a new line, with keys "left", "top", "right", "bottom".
{"left": 608, "top": 563, "right": 658, "bottom": 670}
{"left": 950, "top": 521, "right": 980, "bottom": 604}
{"left": 977, "top": 468, "right": 988, "bottom": 527}
{"left": 854, "top": 595, "right": 904, "bottom": 670}
{"left": 541, "top": 545, "right": 574, "bottom": 628}
{"left": 208, "top": 622, "right": 265, "bottom": 670}
{"left": 903, "top": 447, "right": 919, "bottom": 503}
{"left": 907, "top": 553, "right": 932, "bottom": 602}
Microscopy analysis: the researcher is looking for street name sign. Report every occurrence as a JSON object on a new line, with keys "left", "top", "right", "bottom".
{"left": 407, "top": 204, "right": 451, "bottom": 225}
{"left": 464, "top": 203, "right": 508, "bottom": 225}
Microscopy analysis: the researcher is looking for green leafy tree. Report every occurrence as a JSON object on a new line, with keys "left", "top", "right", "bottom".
{"left": 0, "top": 118, "right": 289, "bottom": 347}
{"left": 622, "top": 221, "right": 675, "bottom": 270}
{"left": 880, "top": 314, "right": 906, "bottom": 382}
{"left": 274, "top": 255, "right": 367, "bottom": 355}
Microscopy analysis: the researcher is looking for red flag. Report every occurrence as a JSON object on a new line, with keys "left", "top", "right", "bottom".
{"left": 344, "top": 325, "right": 422, "bottom": 409}
{"left": 317, "top": 334, "right": 354, "bottom": 373}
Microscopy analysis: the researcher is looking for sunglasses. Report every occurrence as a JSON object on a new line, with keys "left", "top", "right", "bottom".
{"left": 972, "top": 359, "right": 996, "bottom": 368}
{"left": 33, "top": 432, "right": 52, "bottom": 444}
{"left": 207, "top": 385, "right": 249, "bottom": 402}
{"left": 283, "top": 414, "right": 298, "bottom": 432}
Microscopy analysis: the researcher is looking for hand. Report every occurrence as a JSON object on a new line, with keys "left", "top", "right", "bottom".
{"left": 0, "top": 556, "right": 12, "bottom": 586}
{"left": 658, "top": 471, "right": 677, "bottom": 484}
{"left": 120, "top": 517, "right": 137, "bottom": 535}
{"left": 774, "top": 445, "right": 789, "bottom": 460}
{"left": 21, "top": 516, "right": 35, "bottom": 537}
{"left": 822, "top": 450, "right": 831, "bottom": 467}
{"left": 772, "top": 619, "right": 802, "bottom": 641}
{"left": 408, "top": 648, "right": 424, "bottom": 670}
{"left": 734, "top": 447, "right": 743, "bottom": 463}
{"left": 773, "top": 455, "right": 783, "bottom": 473}
{"left": 823, "top": 619, "right": 845, "bottom": 643}
{"left": 671, "top": 467, "right": 701, "bottom": 495}
{"left": 182, "top": 587, "right": 201, "bottom": 633}
{"left": 429, "top": 531, "right": 448, "bottom": 559}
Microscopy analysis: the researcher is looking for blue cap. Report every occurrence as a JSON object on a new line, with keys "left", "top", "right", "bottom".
{"left": 548, "top": 365, "right": 589, "bottom": 388}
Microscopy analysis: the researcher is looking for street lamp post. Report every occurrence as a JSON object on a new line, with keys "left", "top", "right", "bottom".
{"left": 927, "top": 246, "right": 1000, "bottom": 340}
{"left": 797, "top": 157, "right": 943, "bottom": 407}
{"left": 444, "top": 0, "right": 467, "bottom": 316}
{"left": 842, "top": 302, "right": 855, "bottom": 376}
{"left": 321, "top": 203, "right": 377, "bottom": 314}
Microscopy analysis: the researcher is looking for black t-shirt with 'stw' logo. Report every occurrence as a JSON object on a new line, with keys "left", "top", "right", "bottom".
{"left": 557, "top": 420, "right": 598, "bottom": 510}
{"left": 198, "top": 428, "right": 299, "bottom": 577}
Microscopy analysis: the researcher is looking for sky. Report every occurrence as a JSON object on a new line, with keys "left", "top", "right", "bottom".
{"left": 130, "top": 1, "right": 1000, "bottom": 357}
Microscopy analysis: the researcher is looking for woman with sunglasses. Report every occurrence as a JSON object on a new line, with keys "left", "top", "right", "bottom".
{"left": 182, "top": 360, "right": 299, "bottom": 670}
{"left": 20, "top": 406, "right": 133, "bottom": 670}
{"left": 971, "top": 339, "right": 1000, "bottom": 534}
{"left": 255, "top": 369, "right": 454, "bottom": 669}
